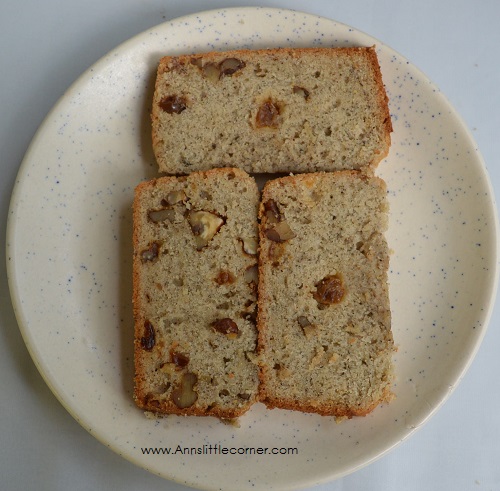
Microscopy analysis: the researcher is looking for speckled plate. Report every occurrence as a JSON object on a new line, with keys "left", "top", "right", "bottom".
{"left": 6, "top": 7, "right": 498, "bottom": 491}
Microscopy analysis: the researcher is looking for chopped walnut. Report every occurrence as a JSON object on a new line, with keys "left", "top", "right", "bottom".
{"left": 244, "top": 264, "right": 258, "bottom": 285}
{"left": 263, "top": 199, "right": 282, "bottom": 223}
{"left": 159, "top": 95, "right": 187, "bottom": 114}
{"left": 262, "top": 199, "right": 295, "bottom": 242}
{"left": 241, "top": 237, "right": 258, "bottom": 255}
{"left": 265, "top": 221, "right": 296, "bottom": 242}
{"left": 148, "top": 190, "right": 186, "bottom": 223}
{"left": 187, "top": 210, "right": 224, "bottom": 250}
{"left": 197, "top": 58, "right": 246, "bottom": 82}
{"left": 140, "top": 242, "right": 160, "bottom": 262}
{"left": 164, "top": 190, "right": 186, "bottom": 205}
{"left": 171, "top": 372, "right": 198, "bottom": 408}
{"left": 148, "top": 208, "right": 175, "bottom": 223}
{"left": 201, "top": 62, "right": 221, "bottom": 83}
{"left": 219, "top": 58, "right": 246, "bottom": 76}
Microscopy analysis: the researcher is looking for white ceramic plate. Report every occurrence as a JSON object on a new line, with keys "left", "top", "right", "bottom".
{"left": 7, "top": 7, "right": 498, "bottom": 491}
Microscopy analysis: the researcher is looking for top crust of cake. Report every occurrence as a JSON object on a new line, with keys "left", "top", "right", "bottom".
{"left": 151, "top": 46, "right": 392, "bottom": 174}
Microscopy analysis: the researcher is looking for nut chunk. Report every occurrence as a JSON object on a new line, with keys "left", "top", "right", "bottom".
{"left": 194, "top": 57, "right": 246, "bottom": 82}
{"left": 187, "top": 210, "right": 224, "bottom": 250}
{"left": 219, "top": 58, "right": 246, "bottom": 76}
{"left": 140, "top": 242, "right": 160, "bottom": 263}
{"left": 262, "top": 199, "right": 296, "bottom": 243}
{"left": 172, "top": 372, "right": 198, "bottom": 408}
{"left": 265, "top": 221, "right": 296, "bottom": 242}
{"left": 159, "top": 95, "right": 187, "bottom": 114}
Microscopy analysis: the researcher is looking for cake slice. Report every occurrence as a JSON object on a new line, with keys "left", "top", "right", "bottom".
{"left": 151, "top": 46, "right": 392, "bottom": 174}
{"left": 133, "top": 168, "right": 260, "bottom": 418}
{"left": 257, "top": 171, "right": 394, "bottom": 417}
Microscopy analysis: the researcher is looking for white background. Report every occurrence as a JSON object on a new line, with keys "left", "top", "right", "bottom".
{"left": 1, "top": 1, "right": 499, "bottom": 490}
